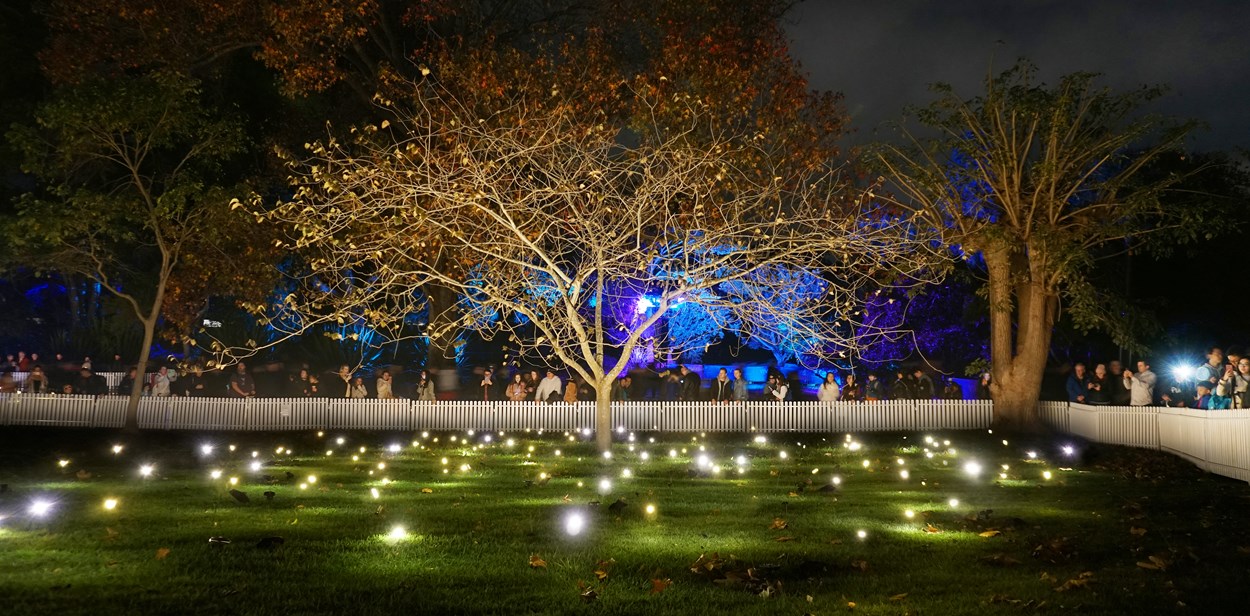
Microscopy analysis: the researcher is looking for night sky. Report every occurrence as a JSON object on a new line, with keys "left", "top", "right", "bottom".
{"left": 786, "top": 0, "right": 1250, "bottom": 153}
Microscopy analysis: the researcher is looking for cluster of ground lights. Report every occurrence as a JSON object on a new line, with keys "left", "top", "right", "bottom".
{"left": 1, "top": 427, "right": 1081, "bottom": 545}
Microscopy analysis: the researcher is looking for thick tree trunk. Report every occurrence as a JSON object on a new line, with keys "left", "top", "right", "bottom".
{"left": 424, "top": 284, "right": 456, "bottom": 370}
{"left": 124, "top": 317, "right": 157, "bottom": 431}
{"left": 985, "top": 245, "right": 1055, "bottom": 432}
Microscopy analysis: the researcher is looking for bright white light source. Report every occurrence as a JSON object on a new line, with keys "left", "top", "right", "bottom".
{"left": 668, "top": 449, "right": 678, "bottom": 458}
{"left": 856, "top": 529, "right": 867, "bottom": 540}
{"left": 621, "top": 468, "right": 632, "bottom": 479}
{"left": 779, "top": 451, "right": 788, "bottom": 460}
{"left": 299, "top": 483, "right": 308, "bottom": 490}
{"left": 904, "top": 509, "right": 915, "bottom": 519}
{"left": 645, "top": 504, "right": 656, "bottom": 515}
{"left": 377, "top": 462, "right": 386, "bottom": 470}
{"left": 964, "top": 462, "right": 982, "bottom": 477}
{"left": 565, "top": 512, "right": 586, "bottom": 536}
{"left": 602, "top": 451, "right": 612, "bottom": 460}
{"left": 307, "top": 475, "right": 317, "bottom": 484}
{"left": 597, "top": 478, "right": 612, "bottom": 493}
{"left": 831, "top": 475, "right": 842, "bottom": 485}
{"left": 112, "top": 444, "right": 124, "bottom": 454}
{"left": 1027, "top": 451, "right": 1038, "bottom": 459}
{"left": 862, "top": 459, "right": 871, "bottom": 468}
{"left": 459, "top": 464, "right": 470, "bottom": 472}
{"left": 483, "top": 435, "right": 492, "bottom": 444}
{"left": 139, "top": 464, "right": 154, "bottom": 477}
{"left": 848, "top": 442, "right": 862, "bottom": 451}
{"left": 249, "top": 461, "right": 262, "bottom": 472}
{"left": 229, "top": 477, "right": 239, "bottom": 485}
{"left": 506, "top": 439, "right": 515, "bottom": 448}
{"left": 210, "top": 469, "right": 223, "bottom": 479}
{"left": 1042, "top": 471, "right": 1053, "bottom": 480}
{"left": 754, "top": 436, "right": 768, "bottom": 444}
{"left": 103, "top": 498, "right": 118, "bottom": 510}
{"left": 555, "top": 450, "right": 562, "bottom": 457}
{"left": 948, "top": 498, "right": 960, "bottom": 508}
{"left": 388, "top": 444, "right": 401, "bottom": 453}
{"left": 1062, "top": 445, "right": 1075, "bottom": 456}
{"left": 336, "top": 437, "right": 345, "bottom": 445}
{"left": 640, "top": 451, "right": 650, "bottom": 461}
{"left": 387, "top": 525, "right": 408, "bottom": 541}
{"left": 29, "top": 500, "right": 53, "bottom": 517}
{"left": 899, "top": 470, "right": 910, "bottom": 480}
{"left": 371, "top": 488, "right": 380, "bottom": 499}
{"left": 200, "top": 444, "right": 214, "bottom": 455}
{"left": 251, "top": 451, "right": 259, "bottom": 458}
{"left": 57, "top": 459, "right": 70, "bottom": 468}
{"left": 696, "top": 454, "right": 710, "bottom": 469}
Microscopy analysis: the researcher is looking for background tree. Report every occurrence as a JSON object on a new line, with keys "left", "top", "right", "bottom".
{"left": 872, "top": 61, "right": 1222, "bottom": 428}
{"left": 6, "top": 72, "right": 244, "bottom": 427}
{"left": 241, "top": 83, "right": 942, "bottom": 451}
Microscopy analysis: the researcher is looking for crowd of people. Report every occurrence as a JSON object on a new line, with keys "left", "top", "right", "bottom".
{"left": 1, "top": 350, "right": 975, "bottom": 404}
{"left": 1065, "top": 347, "right": 1250, "bottom": 410}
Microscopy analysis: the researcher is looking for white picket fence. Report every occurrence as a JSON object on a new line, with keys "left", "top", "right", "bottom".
{"left": 0, "top": 395, "right": 992, "bottom": 433}
{"left": 1041, "top": 401, "right": 1250, "bottom": 483}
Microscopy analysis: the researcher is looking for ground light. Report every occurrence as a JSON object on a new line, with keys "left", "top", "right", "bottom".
{"left": 29, "top": 499, "right": 53, "bottom": 517}
{"left": 139, "top": 464, "right": 154, "bottom": 478}
{"left": 103, "top": 498, "right": 118, "bottom": 511}
{"left": 564, "top": 512, "right": 586, "bottom": 537}
{"left": 645, "top": 504, "right": 656, "bottom": 515}
{"left": 856, "top": 529, "right": 868, "bottom": 540}
{"left": 386, "top": 525, "right": 408, "bottom": 541}
{"left": 904, "top": 509, "right": 915, "bottom": 519}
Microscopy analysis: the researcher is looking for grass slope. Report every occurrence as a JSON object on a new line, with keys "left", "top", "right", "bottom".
{"left": 1, "top": 427, "right": 1248, "bottom": 615}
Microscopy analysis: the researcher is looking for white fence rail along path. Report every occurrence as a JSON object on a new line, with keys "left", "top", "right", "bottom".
{"left": 1, "top": 396, "right": 992, "bottom": 434}
{"left": 1041, "top": 401, "right": 1250, "bottom": 484}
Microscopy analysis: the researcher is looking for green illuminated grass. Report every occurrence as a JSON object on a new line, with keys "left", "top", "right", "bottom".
{"left": 1, "top": 428, "right": 1248, "bottom": 615}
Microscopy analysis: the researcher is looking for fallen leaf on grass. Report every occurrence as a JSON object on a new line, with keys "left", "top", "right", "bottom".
{"left": 769, "top": 518, "right": 788, "bottom": 530}
{"left": 420, "top": 488, "right": 433, "bottom": 494}
{"left": 104, "top": 527, "right": 119, "bottom": 540}
{"left": 924, "top": 523, "right": 942, "bottom": 533}
{"left": 529, "top": 554, "right": 547, "bottom": 569}
{"left": 155, "top": 548, "right": 170, "bottom": 560}
{"left": 1137, "top": 555, "right": 1169, "bottom": 571}
{"left": 850, "top": 560, "right": 869, "bottom": 572}
{"left": 1130, "top": 527, "right": 1147, "bottom": 536}
{"left": 774, "top": 536, "right": 795, "bottom": 542}
{"left": 650, "top": 578, "right": 672, "bottom": 594}
{"left": 847, "top": 601, "right": 857, "bottom": 609}
{"left": 889, "top": 593, "right": 908, "bottom": 602}
{"left": 979, "top": 553, "right": 1021, "bottom": 567}
{"left": 580, "top": 588, "right": 598, "bottom": 603}
{"left": 594, "top": 558, "right": 615, "bottom": 580}
{"left": 1053, "top": 571, "right": 1094, "bottom": 592}
{"left": 979, "top": 530, "right": 1002, "bottom": 538}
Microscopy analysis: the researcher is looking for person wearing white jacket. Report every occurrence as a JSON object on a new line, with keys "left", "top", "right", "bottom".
{"left": 1122, "top": 360, "right": 1157, "bottom": 406}
{"left": 534, "top": 370, "right": 563, "bottom": 403}
{"left": 151, "top": 366, "right": 177, "bottom": 397}
{"left": 817, "top": 373, "right": 841, "bottom": 403}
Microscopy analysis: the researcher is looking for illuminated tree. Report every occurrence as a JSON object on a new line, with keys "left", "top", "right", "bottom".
{"left": 236, "top": 80, "right": 943, "bottom": 451}
{"left": 873, "top": 62, "right": 1214, "bottom": 428}
{"left": 7, "top": 72, "right": 245, "bottom": 428}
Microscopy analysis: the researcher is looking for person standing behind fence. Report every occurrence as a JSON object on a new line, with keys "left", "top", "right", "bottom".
{"left": 1107, "top": 360, "right": 1131, "bottom": 406}
{"left": 732, "top": 368, "right": 748, "bottom": 402}
{"left": 151, "top": 366, "right": 177, "bottom": 397}
{"left": 229, "top": 363, "right": 256, "bottom": 398}
{"left": 864, "top": 373, "right": 884, "bottom": 401}
{"left": 535, "top": 369, "right": 562, "bottom": 403}
{"left": 336, "top": 365, "right": 352, "bottom": 397}
{"left": 711, "top": 368, "right": 733, "bottom": 403}
{"left": 912, "top": 369, "right": 936, "bottom": 399}
{"left": 817, "top": 373, "right": 840, "bottom": 403}
{"left": 1217, "top": 357, "right": 1250, "bottom": 408}
{"left": 377, "top": 370, "right": 395, "bottom": 399}
{"left": 415, "top": 370, "right": 435, "bottom": 401}
{"left": 1066, "top": 363, "right": 1089, "bottom": 403}
{"left": 769, "top": 375, "right": 789, "bottom": 402}
{"left": 1085, "top": 363, "right": 1111, "bottom": 405}
{"left": 349, "top": 376, "right": 368, "bottom": 398}
{"left": 843, "top": 374, "right": 862, "bottom": 402}
{"left": 26, "top": 365, "right": 50, "bottom": 394}
{"left": 506, "top": 373, "right": 528, "bottom": 401}
{"left": 480, "top": 368, "right": 497, "bottom": 401}
{"left": 889, "top": 371, "right": 912, "bottom": 400}
{"left": 1122, "top": 360, "right": 1157, "bottom": 406}
{"left": 679, "top": 366, "right": 702, "bottom": 401}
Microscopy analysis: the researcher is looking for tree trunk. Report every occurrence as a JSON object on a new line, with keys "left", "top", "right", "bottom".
{"left": 595, "top": 381, "right": 613, "bottom": 453}
{"left": 424, "top": 284, "right": 456, "bottom": 370}
{"left": 985, "top": 245, "right": 1055, "bottom": 432}
{"left": 124, "top": 316, "right": 157, "bottom": 431}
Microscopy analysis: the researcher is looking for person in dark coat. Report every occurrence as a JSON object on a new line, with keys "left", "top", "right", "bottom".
{"left": 679, "top": 365, "right": 702, "bottom": 401}
{"left": 710, "top": 368, "right": 733, "bottom": 403}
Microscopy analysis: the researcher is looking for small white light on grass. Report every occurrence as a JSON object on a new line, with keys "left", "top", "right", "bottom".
{"left": 904, "top": 509, "right": 915, "bottom": 519}
{"left": 896, "top": 458, "right": 905, "bottom": 466}
{"left": 1027, "top": 451, "right": 1038, "bottom": 459}
{"left": 57, "top": 459, "right": 70, "bottom": 468}
{"left": 779, "top": 451, "right": 788, "bottom": 460}
{"left": 598, "top": 478, "right": 612, "bottom": 493}
{"left": 645, "top": 504, "right": 656, "bottom": 515}
{"left": 1042, "top": 471, "right": 1053, "bottom": 480}
{"left": 352, "top": 455, "right": 359, "bottom": 462}
{"left": 602, "top": 451, "right": 612, "bottom": 460}
{"left": 29, "top": 500, "right": 53, "bottom": 517}
{"left": 554, "top": 450, "right": 562, "bottom": 457}
{"left": 251, "top": 451, "right": 259, "bottom": 458}
{"left": 848, "top": 442, "right": 862, "bottom": 451}
{"left": 103, "top": 498, "right": 118, "bottom": 511}
{"left": 1062, "top": 445, "right": 1075, "bottom": 456}
{"left": 307, "top": 475, "right": 317, "bottom": 484}
{"left": 483, "top": 435, "right": 492, "bottom": 444}
{"left": 963, "top": 461, "right": 982, "bottom": 477}
{"left": 371, "top": 488, "right": 380, "bottom": 499}
{"left": 250, "top": 461, "right": 262, "bottom": 472}
{"left": 317, "top": 431, "right": 324, "bottom": 437}
{"left": 948, "top": 498, "right": 960, "bottom": 508}
{"left": 862, "top": 459, "right": 871, "bottom": 468}
{"left": 377, "top": 462, "right": 386, "bottom": 470}
{"left": 831, "top": 475, "right": 842, "bottom": 485}
{"left": 640, "top": 451, "right": 650, "bottom": 461}
{"left": 229, "top": 477, "right": 239, "bottom": 485}
{"left": 754, "top": 436, "right": 767, "bottom": 444}
{"left": 336, "top": 437, "right": 345, "bottom": 445}
{"left": 459, "top": 464, "right": 470, "bottom": 472}
{"left": 388, "top": 444, "right": 401, "bottom": 453}
{"left": 112, "top": 444, "right": 124, "bottom": 454}
{"left": 506, "top": 439, "right": 515, "bottom": 448}
{"left": 139, "top": 464, "right": 154, "bottom": 478}
{"left": 696, "top": 454, "right": 710, "bottom": 469}
{"left": 856, "top": 529, "right": 867, "bottom": 540}
{"left": 621, "top": 468, "right": 632, "bottom": 479}
{"left": 210, "top": 469, "right": 223, "bottom": 479}
{"left": 668, "top": 449, "right": 678, "bottom": 458}
{"left": 899, "top": 470, "right": 910, "bottom": 480}
{"left": 387, "top": 525, "right": 408, "bottom": 541}
{"left": 565, "top": 512, "right": 586, "bottom": 536}
{"left": 228, "top": 445, "right": 236, "bottom": 452}
{"left": 299, "top": 483, "right": 308, "bottom": 490}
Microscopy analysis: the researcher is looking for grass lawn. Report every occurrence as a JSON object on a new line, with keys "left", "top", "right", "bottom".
{"left": 2, "top": 426, "right": 1249, "bottom": 615}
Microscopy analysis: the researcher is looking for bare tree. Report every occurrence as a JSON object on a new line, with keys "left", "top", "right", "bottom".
{"left": 238, "top": 84, "right": 943, "bottom": 450}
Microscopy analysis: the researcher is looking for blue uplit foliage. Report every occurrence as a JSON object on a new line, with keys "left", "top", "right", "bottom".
{"left": 664, "top": 292, "right": 737, "bottom": 362}
{"left": 458, "top": 266, "right": 502, "bottom": 330}
{"left": 720, "top": 264, "right": 827, "bottom": 365}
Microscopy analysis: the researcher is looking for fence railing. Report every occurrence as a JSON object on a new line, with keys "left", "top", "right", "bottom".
{"left": 0, "top": 394, "right": 993, "bottom": 433}
{"left": 1042, "top": 401, "right": 1250, "bottom": 484}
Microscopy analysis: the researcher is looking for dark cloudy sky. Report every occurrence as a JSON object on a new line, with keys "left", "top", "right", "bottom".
{"left": 785, "top": 0, "right": 1250, "bottom": 152}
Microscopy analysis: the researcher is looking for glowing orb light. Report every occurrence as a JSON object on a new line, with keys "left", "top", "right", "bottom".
{"left": 387, "top": 525, "right": 408, "bottom": 541}
{"left": 899, "top": 470, "right": 910, "bottom": 480}
{"left": 112, "top": 444, "right": 124, "bottom": 455}
{"left": 1043, "top": 470, "right": 1053, "bottom": 480}
{"left": 904, "top": 509, "right": 915, "bottom": 519}
{"left": 139, "top": 464, "right": 155, "bottom": 478}
{"left": 964, "top": 461, "right": 982, "bottom": 477}
{"left": 856, "top": 529, "right": 867, "bottom": 540}
{"left": 210, "top": 470, "right": 223, "bottom": 479}
{"left": 307, "top": 475, "right": 318, "bottom": 484}
{"left": 621, "top": 468, "right": 632, "bottom": 479}
{"left": 948, "top": 498, "right": 960, "bottom": 508}
{"left": 597, "top": 478, "right": 612, "bottom": 493}
{"left": 103, "top": 498, "right": 118, "bottom": 511}
{"left": 29, "top": 500, "right": 53, "bottom": 517}
{"left": 564, "top": 512, "right": 586, "bottom": 536}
